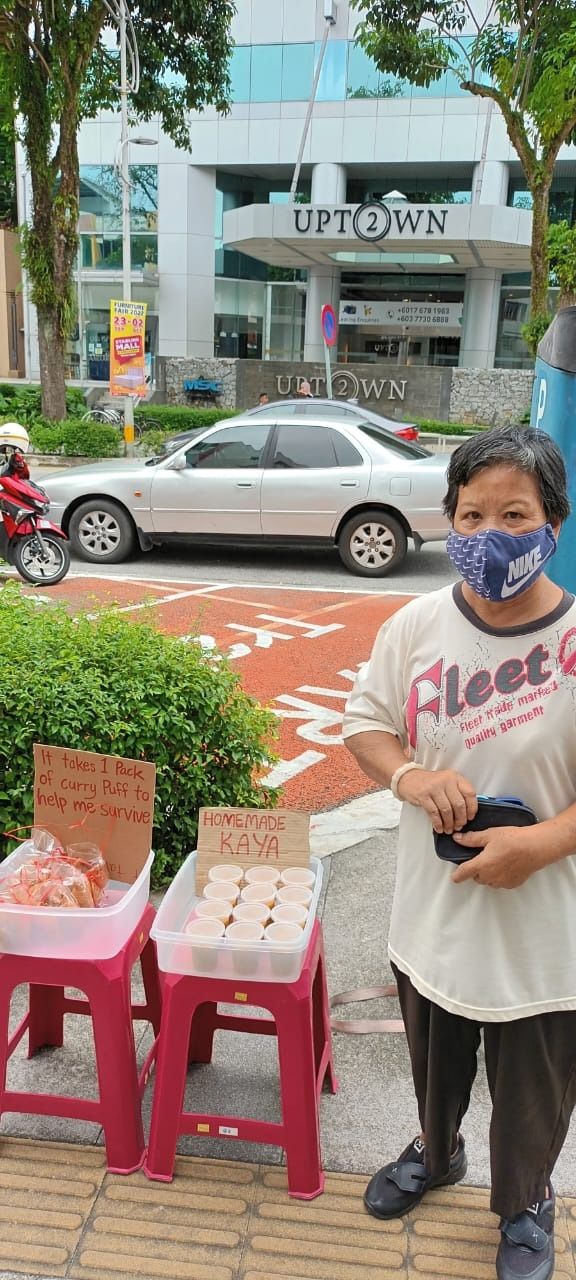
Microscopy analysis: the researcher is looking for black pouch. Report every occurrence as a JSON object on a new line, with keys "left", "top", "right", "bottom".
{"left": 434, "top": 795, "right": 538, "bottom": 865}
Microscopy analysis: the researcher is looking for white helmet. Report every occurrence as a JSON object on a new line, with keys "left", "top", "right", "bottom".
{"left": 0, "top": 422, "right": 30, "bottom": 453}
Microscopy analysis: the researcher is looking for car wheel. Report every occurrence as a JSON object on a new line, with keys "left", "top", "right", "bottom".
{"left": 68, "top": 499, "right": 136, "bottom": 563}
{"left": 338, "top": 509, "right": 408, "bottom": 576}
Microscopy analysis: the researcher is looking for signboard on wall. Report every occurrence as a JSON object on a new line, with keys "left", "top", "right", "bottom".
{"left": 340, "top": 300, "right": 463, "bottom": 329}
{"left": 109, "top": 300, "right": 148, "bottom": 398}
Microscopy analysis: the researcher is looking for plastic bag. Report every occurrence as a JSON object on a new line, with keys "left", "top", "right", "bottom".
{"left": 0, "top": 829, "right": 109, "bottom": 908}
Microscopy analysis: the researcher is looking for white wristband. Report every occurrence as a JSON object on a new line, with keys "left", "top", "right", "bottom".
{"left": 390, "top": 761, "right": 424, "bottom": 799}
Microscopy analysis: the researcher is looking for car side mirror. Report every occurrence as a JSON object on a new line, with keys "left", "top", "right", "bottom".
{"left": 166, "top": 453, "right": 187, "bottom": 471}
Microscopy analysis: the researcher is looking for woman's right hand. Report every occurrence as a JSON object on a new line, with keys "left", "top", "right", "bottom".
{"left": 397, "top": 768, "right": 478, "bottom": 834}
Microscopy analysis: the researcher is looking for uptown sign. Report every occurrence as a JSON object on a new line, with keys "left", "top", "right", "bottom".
{"left": 276, "top": 371, "right": 407, "bottom": 403}
{"left": 293, "top": 201, "right": 448, "bottom": 241}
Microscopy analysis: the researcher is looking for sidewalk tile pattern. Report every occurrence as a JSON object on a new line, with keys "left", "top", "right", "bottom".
{"left": 0, "top": 1139, "right": 574, "bottom": 1279}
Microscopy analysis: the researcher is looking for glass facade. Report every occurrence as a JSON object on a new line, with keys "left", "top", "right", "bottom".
{"left": 339, "top": 273, "right": 465, "bottom": 368}
{"left": 70, "top": 165, "right": 159, "bottom": 380}
{"left": 509, "top": 173, "right": 576, "bottom": 226}
{"left": 78, "top": 165, "right": 158, "bottom": 268}
{"left": 229, "top": 38, "right": 482, "bottom": 104}
{"left": 347, "top": 177, "right": 473, "bottom": 205}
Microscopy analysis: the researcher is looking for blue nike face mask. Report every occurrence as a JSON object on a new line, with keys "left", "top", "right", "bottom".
{"left": 446, "top": 524, "right": 557, "bottom": 602}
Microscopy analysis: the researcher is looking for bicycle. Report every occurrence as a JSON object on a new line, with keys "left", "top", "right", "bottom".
{"left": 81, "top": 404, "right": 163, "bottom": 443}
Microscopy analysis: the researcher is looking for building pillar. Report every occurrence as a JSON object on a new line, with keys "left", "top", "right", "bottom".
{"left": 303, "top": 163, "right": 346, "bottom": 362}
{"left": 459, "top": 268, "right": 502, "bottom": 370}
{"left": 472, "top": 159, "right": 509, "bottom": 206}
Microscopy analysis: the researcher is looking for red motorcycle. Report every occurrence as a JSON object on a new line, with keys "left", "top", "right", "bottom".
{"left": 0, "top": 447, "right": 70, "bottom": 585}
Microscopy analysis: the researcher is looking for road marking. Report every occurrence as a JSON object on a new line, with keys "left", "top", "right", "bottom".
{"left": 62, "top": 570, "right": 424, "bottom": 596}
{"left": 263, "top": 751, "right": 326, "bottom": 789}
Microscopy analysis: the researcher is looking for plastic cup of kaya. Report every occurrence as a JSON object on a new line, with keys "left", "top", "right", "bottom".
{"left": 280, "top": 866, "right": 315, "bottom": 890}
{"left": 232, "top": 901, "right": 271, "bottom": 927}
{"left": 184, "top": 916, "right": 224, "bottom": 974}
{"left": 207, "top": 864, "right": 243, "bottom": 885}
{"left": 203, "top": 881, "right": 239, "bottom": 905}
{"left": 195, "top": 898, "right": 233, "bottom": 926}
{"left": 265, "top": 921, "right": 303, "bottom": 976}
{"left": 276, "top": 885, "right": 312, "bottom": 908}
{"left": 271, "top": 903, "right": 308, "bottom": 929}
{"left": 225, "top": 920, "right": 265, "bottom": 975}
{"left": 244, "top": 865, "right": 281, "bottom": 887}
{"left": 240, "top": 883, "right": 277, "bottom": 910}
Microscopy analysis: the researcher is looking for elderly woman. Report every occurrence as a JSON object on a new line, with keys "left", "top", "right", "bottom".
{"left": 343, "top": 426, "right": 575, "bottom": 1280}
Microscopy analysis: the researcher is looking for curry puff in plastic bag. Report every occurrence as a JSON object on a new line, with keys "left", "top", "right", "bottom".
{"left": 0, "top": 830, "right": 109, "bottom": 908}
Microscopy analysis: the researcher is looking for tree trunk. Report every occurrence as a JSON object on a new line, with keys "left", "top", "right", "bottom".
{"left": 36, "top": 307, "right": 67, "bottom": 420}
{"left": 558, "top": 290, "right": 576, "bottom": 310}
{"left": 530, "top": 182, "right": 551, "bottom": 320}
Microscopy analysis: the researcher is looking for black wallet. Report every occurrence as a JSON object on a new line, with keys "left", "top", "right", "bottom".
{"left": 434, "top": 795, "right": 538, "bottom": 865}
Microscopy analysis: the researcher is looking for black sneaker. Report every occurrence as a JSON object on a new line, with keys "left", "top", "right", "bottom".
{"left": 363, "top": 1134, "right": 467, "bottom": 1220}
{"left": 496, "top": 1188, "right": 555, "bottom": 1280}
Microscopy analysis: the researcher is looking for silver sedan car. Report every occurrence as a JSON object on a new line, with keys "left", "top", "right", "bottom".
{"left": 42, "top": 413, "right": 450, "bottom": 577}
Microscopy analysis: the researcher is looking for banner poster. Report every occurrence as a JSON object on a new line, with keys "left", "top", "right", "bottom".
{"left": 109, "top": 299, "right": 148, "bottom": 398}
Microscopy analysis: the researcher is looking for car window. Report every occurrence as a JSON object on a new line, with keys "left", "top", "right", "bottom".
{"left": 355, "top": 422, "right": 430, "bottom": 459}
{"left": 292, "top": 402, "right": 353, "bottom": 419}
{"left": 250, "top": 403, "right": 289, "bottom": 417}
{"left": 185, "top": 424, "right": 270, "bottom": 469}
{"left": 272, "top": 426, "right": 338, "bottom": 469}
{"left": 330, "top": 429, "right": 363, "bottom": 467}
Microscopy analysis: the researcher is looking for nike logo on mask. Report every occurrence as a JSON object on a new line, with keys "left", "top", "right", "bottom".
{"left": 500, "top": 548, "right": 544, "bottom": 599}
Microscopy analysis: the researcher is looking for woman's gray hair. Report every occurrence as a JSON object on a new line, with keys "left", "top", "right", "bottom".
{"left": 443, "top": 426, "right": 570, "bottom": 525}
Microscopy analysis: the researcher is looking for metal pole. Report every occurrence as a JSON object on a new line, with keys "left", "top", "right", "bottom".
{"left": 119, "top": 0, "right": 135, "bottom": 453}
{"left": 289, "top": 21, "right": 331, "bottom": 203}
{"left": 324, "top": 341, "right": 333, "bottom": 399}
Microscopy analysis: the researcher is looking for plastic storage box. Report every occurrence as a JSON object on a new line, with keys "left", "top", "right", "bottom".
{"left": 152, "top": 851, "right": 323, "bottom": 983}
{"left": 0, "top": 843, "right": 154, "bottom": 959}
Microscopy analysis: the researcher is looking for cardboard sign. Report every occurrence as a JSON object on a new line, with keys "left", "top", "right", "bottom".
{"left": 33, "top": 744, "right": 156, "bottom": 884}
{"left": 196, "top": 807, "right": 310, "bottom": 891}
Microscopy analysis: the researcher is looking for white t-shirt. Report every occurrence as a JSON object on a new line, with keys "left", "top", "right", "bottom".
{"left": 342, "top": 583, "right": 576, "bottom": 1022}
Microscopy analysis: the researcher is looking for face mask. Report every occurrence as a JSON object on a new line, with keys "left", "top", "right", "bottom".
{"left": 446, "top": 524, "right": 557, "bottom": 602}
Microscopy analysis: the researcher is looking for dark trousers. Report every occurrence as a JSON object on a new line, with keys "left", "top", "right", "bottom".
{"left": 392, "top": 962, "right": 576, "bottom": 1219}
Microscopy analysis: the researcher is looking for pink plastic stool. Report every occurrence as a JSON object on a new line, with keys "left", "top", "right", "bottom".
{"left": 144, "top": 920, "right": 337, "bottom": 1199}
{"left": 0, "top": 902, "right": 161, "bottom": 1174}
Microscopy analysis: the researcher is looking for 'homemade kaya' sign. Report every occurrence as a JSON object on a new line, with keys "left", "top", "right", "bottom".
{"left": 33, "top": 743, "right": 156, "bottom": 884}
{"left": 196, "top": 807, "right": 310, "bottom": 891}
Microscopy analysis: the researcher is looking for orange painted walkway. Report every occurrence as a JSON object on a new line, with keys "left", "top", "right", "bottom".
{"left": 23, "top": 574, "right": 413, "bottom": 810}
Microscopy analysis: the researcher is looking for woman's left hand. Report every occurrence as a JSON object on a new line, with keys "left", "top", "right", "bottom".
{"left": 451, "top": 826, "right": 544, "bottom": 889}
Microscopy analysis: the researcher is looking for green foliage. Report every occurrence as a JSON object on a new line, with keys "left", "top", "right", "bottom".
{"left": 0, "top": 384, "right": 85, "bottom": 426}
{"left": 0, "top": 585, "right": 279, "bottom": 885}
{"left": 521, "top": 313, "right": 551, "bottom": 356}
{"left": 136, "top": 405, "right": 237, "bottom": 432}
{"left": 0, "top": 130, "right": 16, "bottom": 226}
{"left": 548, "top": 221, "right": 576, "bottom": 304}
{"left": 352, "top": 0, "right": 576, "bottom": 318}
{"left": 28, "top": 418, "right": 120, "bottom": 457}
{"left": 415, "top": 418, "right": 486, "bottom": 435}
{"left": 0, "top": 0, "right": 235, "bottom": 415}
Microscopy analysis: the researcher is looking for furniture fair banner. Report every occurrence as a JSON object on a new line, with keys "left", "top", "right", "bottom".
{"left": 109, "top": 300, "right": 147, "bottom": 398}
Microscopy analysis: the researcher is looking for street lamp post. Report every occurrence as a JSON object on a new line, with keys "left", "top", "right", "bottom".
{"left": 118, "top": 0, "right": 134, "bottom": 452}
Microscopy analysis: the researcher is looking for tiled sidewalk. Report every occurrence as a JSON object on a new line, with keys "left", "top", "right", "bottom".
{"left": 1, "top": 1137, "right": 575, "bottom": 1280}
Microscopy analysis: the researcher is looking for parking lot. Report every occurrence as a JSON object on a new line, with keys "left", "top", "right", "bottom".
{"left": 20, "top": 570, "right": 418, "bottom": 811}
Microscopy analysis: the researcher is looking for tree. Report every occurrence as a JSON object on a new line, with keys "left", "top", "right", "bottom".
{"left": 0, "top": 1, "right": 234, "bottom": 419}
{"left": 352, "top": 0, "right": 576, "bottom": 353}
{"left": 548, "top": 221, "right": 576, "bottom": 311}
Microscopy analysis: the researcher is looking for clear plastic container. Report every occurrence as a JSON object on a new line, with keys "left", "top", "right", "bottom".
{"left": 152, "top": 851, "right": 323, "bottom": 983}
{"left": 0, "top": 842, "right": 154, "bottom": 959}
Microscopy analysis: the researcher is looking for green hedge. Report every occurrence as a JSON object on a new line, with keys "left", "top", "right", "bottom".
{"left": 0, "top": 384, "right": 85, "bottom": 425}
{"left": 136, "top": 405, "right": 237, "bottom": 432}
{"left": 0, "top": 586, "right": 279, "bottom": 886}
{"left": 415, "top": 418, "right": 486, "bottom": 436}
{"left": 27, "top": 418, "right": 121, "bottom": 458}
